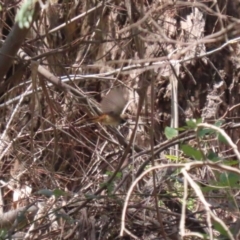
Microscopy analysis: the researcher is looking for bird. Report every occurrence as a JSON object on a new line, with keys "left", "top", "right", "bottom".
{"left": 88, "top": 87, "right": 128, "bottom": 126}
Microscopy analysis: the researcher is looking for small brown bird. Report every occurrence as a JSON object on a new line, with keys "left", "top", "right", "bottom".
{"left": 89, "top": 87, "right": 128, "bottom": 126}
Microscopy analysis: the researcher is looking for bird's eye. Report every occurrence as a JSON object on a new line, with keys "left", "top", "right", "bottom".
{"left": 121, "top": 118, "right": 126, "bottom": 124}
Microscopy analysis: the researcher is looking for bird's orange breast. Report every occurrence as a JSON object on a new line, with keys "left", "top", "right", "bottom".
{"left": 89, "top": 114, "right": 121, "bottom": 126}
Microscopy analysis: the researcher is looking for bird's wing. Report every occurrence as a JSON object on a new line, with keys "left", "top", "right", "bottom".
{"left": 100, "top": 87, "right": 128, "bottom": 114}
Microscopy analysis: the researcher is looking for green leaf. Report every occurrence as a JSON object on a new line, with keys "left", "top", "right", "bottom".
{"left": 36, "top": 189, "right": 53, "bottom": 197}
{"left": 201, "top": 186, "right": 218, "bottom": 193}
{"left": 214, "top": 119, "right": 225, "bottom": 127}
{"left": 85, "top": 194, "right": 101, "bottom": 199}
{"left": 196, "top": 118, "right": 203, "bottom": 124}
{"left": 52, "top": 189, "right": 66, "bottom": 198}
{"left": 207, "top": 151, "right": 220, "bottom": 162}
{"left": 15, "top": 0, "right": 35, "bottom": 29}
{"left": 213, "top": 220, "right": 230, "bottom": 238}
{"left": 197, "top": 128, "right": 214, "bottom": 138}
{"left": 100, "top": 181, "right": 114, "bottom": 195}
{"left": 222, "top": 160, "right": 239, "bottom": 166}
{"left": 219, "top": 172, "right": 239, "bottom": 187}
{"left": 106, "top": 182, "right": 114, "bottom": 194}
{"left": 0, "top": 229, "right": 7, "bottom": 238}
{"left": 165, "top": 127, "right": 178, "bottom": 139}
{"left": 217, "top": 133, "right": 228, "bottom": 144}
{"left": 105, "top": 171, "right": 122, "bottom": 178}
{"left": 181, "top": 144, "right": 203, "bottom": 160}
{"left": 175, "top": 127, "right": 187, "bottom": 131}
{"left": 36, "top": 189, "right": 66, "bottom": 198}
{"left": 186, "top": 119, "right": 197, "bottom": 129}
{"left": 165, "top": 155, "right": 179, "bottom": 161}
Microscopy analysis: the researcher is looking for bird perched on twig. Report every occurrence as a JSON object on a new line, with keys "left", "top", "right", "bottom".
{"left": 87, "top": 87, "right": 129, "bottom": 126}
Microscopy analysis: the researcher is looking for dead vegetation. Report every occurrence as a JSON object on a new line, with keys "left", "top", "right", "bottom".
{"left": 1, "top": 0, "right": 240, "bottom": 239}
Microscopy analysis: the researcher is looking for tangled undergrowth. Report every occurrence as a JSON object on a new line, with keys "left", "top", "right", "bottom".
{"left": 1, "top": 1, "right": 240, "bottom": 239}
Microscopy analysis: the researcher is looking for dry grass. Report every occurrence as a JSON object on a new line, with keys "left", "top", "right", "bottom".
{"left": 1, "top": 0, "right": 240, "bottom": 239}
